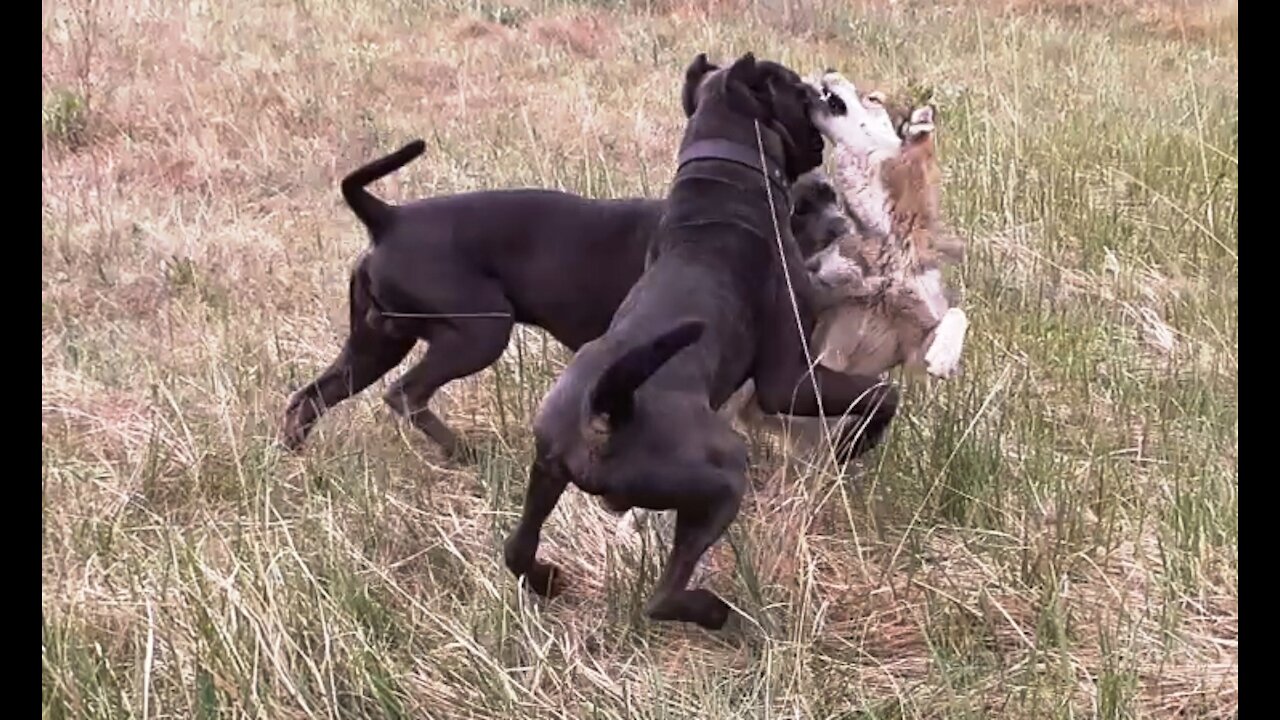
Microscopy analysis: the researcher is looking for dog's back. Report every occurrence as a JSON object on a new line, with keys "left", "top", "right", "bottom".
{"left": 361, "top": 188, "right": 662, "bottom": 349}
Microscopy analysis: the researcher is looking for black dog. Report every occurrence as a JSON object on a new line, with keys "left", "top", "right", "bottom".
{"left": 280, "top": 128, "right": 850, "bottom": 457}
{"left": 503, "top": 53, "right": 898, "bottom": 630}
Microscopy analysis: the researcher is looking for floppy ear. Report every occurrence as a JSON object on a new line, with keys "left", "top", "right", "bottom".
{"left": 760, "top": 77, "right": 797, "bottom": 143}
{"left": 681, "top": 53, "right": 719, "bottom": 117}
{"left": 763, "top": 73, "right": 812, "bottom": 155}
{"left": 904, "top": 104, "right": 937, "bottom": 142}
{"left": 723, "top": 52, "right": 769, "bottom": 119}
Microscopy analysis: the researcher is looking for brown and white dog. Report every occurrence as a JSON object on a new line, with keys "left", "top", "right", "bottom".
{"left": 803, "top": 72, "right": 968, "bottom": 385}
{"left": 713, "top": 77, "right": 967, "bottom": 460}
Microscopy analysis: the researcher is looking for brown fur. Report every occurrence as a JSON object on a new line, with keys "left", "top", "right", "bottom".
{"left": 883, "top": 125, "right": 953, "bottom": 269}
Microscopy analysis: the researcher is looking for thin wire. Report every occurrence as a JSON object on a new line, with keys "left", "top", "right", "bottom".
{"left": 377, "top": 311, "right": 512, "bottom": 319}
{"left": 752, "top": 119, "right": 834, "bottom": 451}
{"left": 752, "top": 120, "right": 887, "bottom": 458}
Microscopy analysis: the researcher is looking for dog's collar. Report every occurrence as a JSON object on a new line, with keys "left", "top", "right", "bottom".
{"left": 676, "top": 139, "right": 789, "bottom": 195}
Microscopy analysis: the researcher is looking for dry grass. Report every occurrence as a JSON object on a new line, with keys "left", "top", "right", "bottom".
{"left": 42, "top": 0, "right": 1237, "bottom": 717}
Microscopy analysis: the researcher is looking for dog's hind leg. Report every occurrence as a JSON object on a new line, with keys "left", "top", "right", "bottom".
{"left": 503, "top": 456, "right": 569, "bottom": 597}
{"left": 281, "top": 332, "right": 414, "bottom": 451}
{"left": 382, "top": 305, "right": 515, "bottom": 459}
{"left": 642, "top": 469, "right": 747, "bottom": 630}
{"left": 281, "top": 272, "right": 415, "bottom": 451}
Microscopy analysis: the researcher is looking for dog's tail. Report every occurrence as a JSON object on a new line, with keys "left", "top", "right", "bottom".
{"left": 341, "top": 139, "right": 427, "bottom": 239}
{"left": 586, "top": 319, "right": 705, "bottom": 429}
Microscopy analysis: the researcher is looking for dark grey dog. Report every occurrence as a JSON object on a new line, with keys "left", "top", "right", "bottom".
{"left": 503, "top": 53, "right": 898, "bottom": 630}
{"left": 279, "top": 131, "right": 850, "bottom": 458}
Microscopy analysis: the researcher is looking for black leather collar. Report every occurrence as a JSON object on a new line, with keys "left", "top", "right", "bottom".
{"left": 675, "top": 139, "right": 789, "bottom": 196}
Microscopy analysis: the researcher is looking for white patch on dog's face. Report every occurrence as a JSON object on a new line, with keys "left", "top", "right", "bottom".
{"left": 802, "top": 72, "right": 907, "bottom": 240}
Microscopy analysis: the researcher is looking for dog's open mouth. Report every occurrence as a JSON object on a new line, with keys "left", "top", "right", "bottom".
{"left": 819, "top": 85, "right": 847, "bottom": 116}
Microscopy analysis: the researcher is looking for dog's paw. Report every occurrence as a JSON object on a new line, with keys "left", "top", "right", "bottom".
{"left": 522, "top": 560, "right": 566, "bottom": 598}
{"left": 443, "top": 433, "right": 485, "bottom": 465}
{"left": 687, "top": 589, "right": 733, "bottom": 630}
{"left": 925, "top": 308, "right": 968, "bottom": 379}
{"left": 646, "top": 588, "right": 734, "bottom": 630}
{"left": 278, "top": 404, "right": 311, "bottom": 453}
{"left": 278, "top": 424, "right": 307, "bottom": 454}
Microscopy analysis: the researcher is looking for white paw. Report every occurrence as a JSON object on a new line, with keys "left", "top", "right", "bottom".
{"left": 925, "top": 308, "right": 968, "bottom": 378}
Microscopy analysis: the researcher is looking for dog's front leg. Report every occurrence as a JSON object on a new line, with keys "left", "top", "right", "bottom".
{"left": 755, "top": 363, "right": 899, "bottom": 461}
{"left": 891, "top": 278, "right": 967, "bottom": 379}
{"left": 753, "top": 329, "right": 899, "bottom": 460}
{"left": 504, "top": 457, "right": 569, "bottom": 597}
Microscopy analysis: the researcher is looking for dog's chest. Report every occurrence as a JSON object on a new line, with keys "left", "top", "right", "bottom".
{"left": 834, "top": 228, "right": 912, "bottom": 309}
{"left": 833, "top": 146, "right": 893, "bottom": 239}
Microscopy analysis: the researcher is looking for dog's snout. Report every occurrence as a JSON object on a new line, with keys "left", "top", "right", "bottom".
{"left": 825, "top": 91, "right": 847, "bottom": 116}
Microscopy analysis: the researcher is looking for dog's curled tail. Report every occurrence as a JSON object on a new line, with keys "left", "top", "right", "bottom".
{"left": 587, "top": 319, "right": 705, "bottom": 428}
{"left": 341, "top": 139, "right": 427, "bottom": 239}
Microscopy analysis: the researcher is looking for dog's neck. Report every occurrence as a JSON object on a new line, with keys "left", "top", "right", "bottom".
{"left": 675, "top": 132, "right": 790, "bottom": 197}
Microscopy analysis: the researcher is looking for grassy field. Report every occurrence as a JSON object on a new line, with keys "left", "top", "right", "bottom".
{"left": 42, "top": 0, "right": 1237, "bottom": 717}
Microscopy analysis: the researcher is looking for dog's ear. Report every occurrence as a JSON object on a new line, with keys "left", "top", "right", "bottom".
{"left": 726, "top": 52, "right": 761, "bottom": 93}
{"left": 723, "top": 52, "right": 769, "bottom": 119}
{"left": 681, "top": 53, "right": 719, "bottom": 117}
{"left": 903, "top": 104, "right": 937, "bottom": 142}
{"left": 761, "top": 69, "right": 822, "bottom": 172}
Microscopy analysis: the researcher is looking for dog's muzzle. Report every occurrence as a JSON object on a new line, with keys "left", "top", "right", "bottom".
{"left": 819, "top": 86, "right": 847, "bottom": 116}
